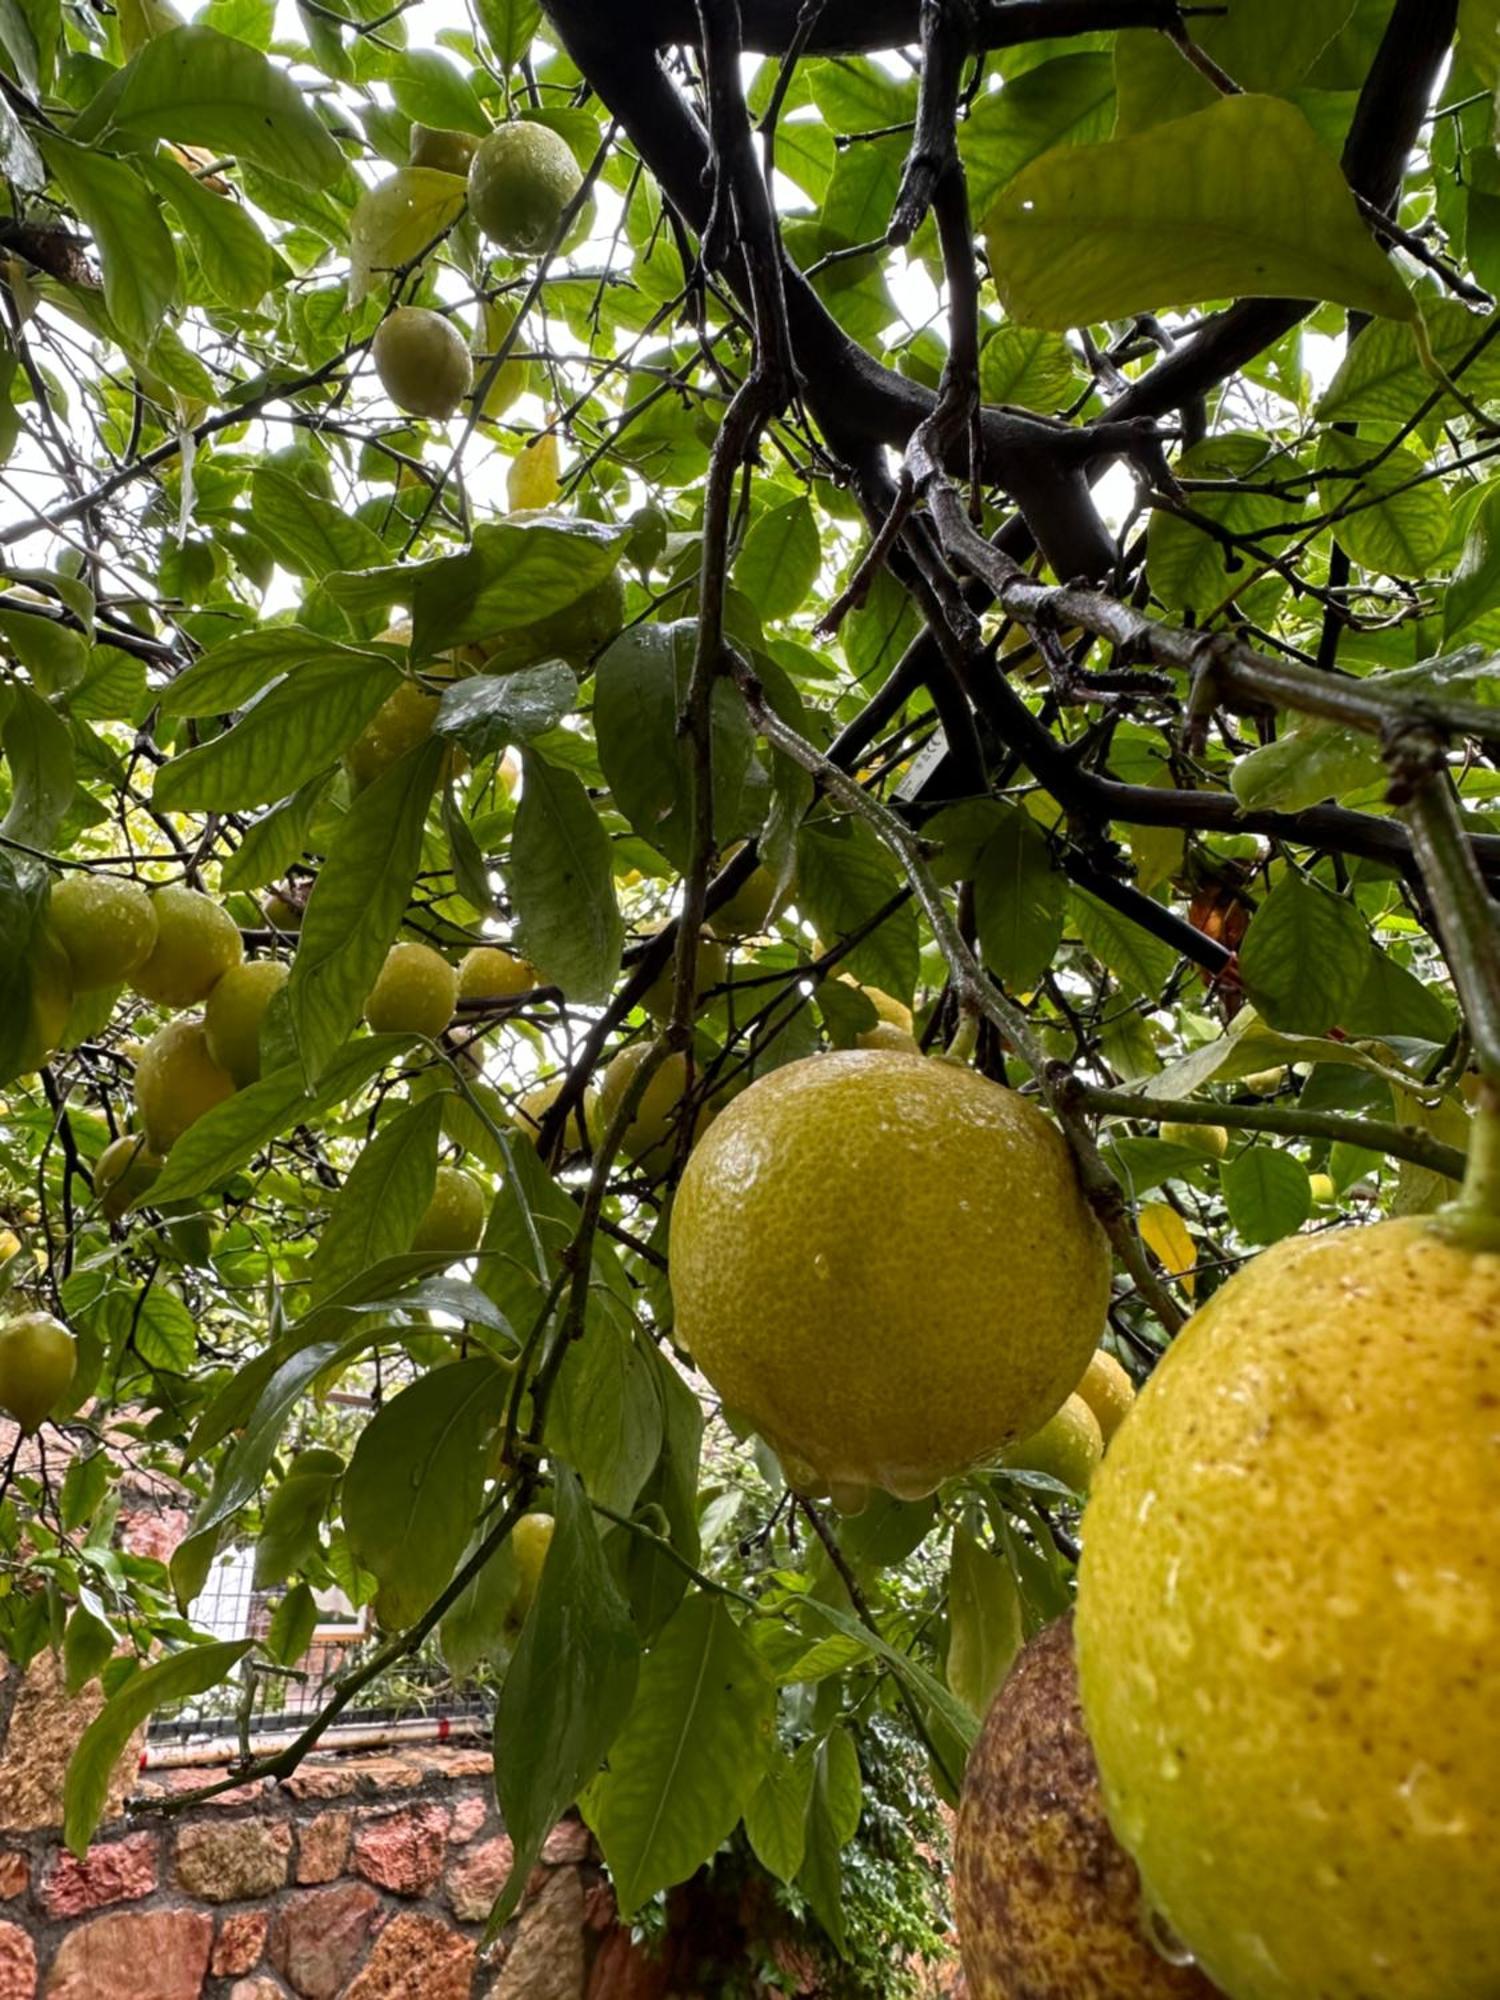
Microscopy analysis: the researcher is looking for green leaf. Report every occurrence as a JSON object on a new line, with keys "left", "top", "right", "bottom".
{"left": 972, "top": 805, "right": 1065, "bottom": 992}
{"left": 546, "top": 1302, "right": 663, "bottom": 1517}
{"left": 440, "top": 1527, "right": 519, "bottom": 1681}
{"left": 961, "top": 52, "right": 1115, "bottom": 217}
{"left": 584, "top": 1592, "right": 774, "bottom": 1917}
{"left": 474, "top": 0, "right": 539, "bottom": 68}
{"left": 594, "top": 622, "right": 756, "bottom": 868}
{"left": 1230, "top": 718, "right": 1384, "bottom": 815}
{"left": 1148, "top": 432, "right": 1306, "bottom": 617}
{"left": 285, "top": 738, "right": 446, "bottom": 1084}
{"left": 251, "top": 467, "right": 390, "bottom": 581}
{"left": 491, "top": 1465, "right": 640, "bottom": 1930}
{"left": 621, "top": 1339, "right": 706, "bottom": 1640}
{"left": 978, "top": 323, "right": 1082, "bottom": 413}
{"left": 2, "top": 684, "right": 74, "bottom": 846}
{"left": 149, "top": 1034, "right": 408, "bottom": 1203}
{"left": 40, "top": 136, "right": 178, "bottom": 355}
{"left": 1445, "top": 481, "right": 1500, "bottom": 643}
{"left": 945, "top": 1525, "right": 1023, "bottom": 1716}
{"left": 798, "top": 1728, "right": 862, "bottom": 1956}
{"left": 511, "top": 746, "right": 623, "bottom": 1004}
{"left": 1315, "top": 432, "right": 1449, "bottom": 580}
{"left": 144, "top": 152, "right": 272, "bottom": 310}
{"left": 162, "top": 629, "right": 385, "bottom": 718}
{"left": 1114, "top": 0, "right": 1354, "bottom": 131}
{"left": 1069, "top": 889, "right": 1178, "bottom": 1001}
{"left": 1221, "top": 1147, "right": 1313, "bottom": 1244}
{"left": 344, "top": 1356, "right": 512, "bottom": 1627}
{"left": 734, "top": 497, "right": 821, "bottom": 620}
{"left": 348, "top": 167, "right": 468, "bottom": 306}
{"left": 390, "top": 50, "right": 487, "bottom": 134}
{"left": 307, "top": 1094, "right": 443, "bottom": 1302}
{"left": 64, "top": 1639, "right": 251, "bottom": 1854}
{"left": 69, "top": 646, "right": 148, "bottom": 723}
{"left": 1316, "top": 298, "right": 1500, "bottom": 425}
{"left": 795, "top": 818, "right": 919, "bottom": 1003}
{"left": 98, "top": 27, "right": 344, "bottom": 188}
{"left": 743, "top": 1743, "right": 815, "bottom": 1884}
{"left": 265, "top": 1581, "right": 318, "bottom": 1666}
{"left": 221, "top": 777, "right": 329, "bottom": 894}
{"left": 254, "top": 1448, "right": 343, "bottom": 1588}
{"left": 795, "top": 1596, "right": 978, "bottom": 1758}
{"left": 63, "top": 1593, "right": 118, "bottom": 1696}
{"left": 434, "top": 660, "right": 577, "bottom": 757}
{"left": 0, "top": 853, "right": 51, "bottom": 1084}
{"left": 60, "top": 1451, "right": 110, "bottom": 1533}
{"left": 984, "top": 95, "right": 1413, "bottom": 331}
{"left": 154, "top": 653, "right": 399, "bottom": 811}
{"left": 1237, "top": 872, "right": 1370, "bottom": 1034}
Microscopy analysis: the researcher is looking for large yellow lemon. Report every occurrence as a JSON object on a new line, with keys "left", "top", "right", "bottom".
{"left": 204, "top": 959, "right": 289, "bottom": 1086}
{"left": 956, "top": 1615, "right": 1220, "bottom": 2000}
{"left": 1077, "top": 1218, "right": 1500, "bottom": 2000}
{"left": 49, "top": 875, "right": 157, "bottom": 990}
{"left": 0, "top": 1312, "right": 77, "bottom": 1434}
{"left": 135, "top": 1016, "right": 236, "bottom": 1151}
{"left": 670, "top": 1050, "right": 1110, "bottom": 1504}
{"left": 130, "top": 886, "right": 243, "bottom": 1008}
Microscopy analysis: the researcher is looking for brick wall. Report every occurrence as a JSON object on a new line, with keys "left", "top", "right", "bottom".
{"left": 0, "top": 1650, "right": 644, "bottom": 2000}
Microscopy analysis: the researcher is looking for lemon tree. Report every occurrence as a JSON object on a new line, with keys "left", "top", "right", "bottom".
{"left": 0, "top": 0, "right": 1498, "bottom": 1990}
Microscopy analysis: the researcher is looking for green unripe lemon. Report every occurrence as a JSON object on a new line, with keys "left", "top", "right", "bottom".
{"left": 372, "top": 306, "right": 474, "bottom": 422}
{"left": 0, "top": 1312, "right": 77, "bottom": 1433}
{"left": 50, "top": 875, "right": 157, "bottom": 990}
{"left": 505, "top": 1511, "right": 554, "bottom": 1634}
{"left": 204, "top": 959, "right": 290, "bottom": 1086}
{"left": 345, "top": 680, "right": 444, "bottom": 794}
{"left": 955, "top": 1615, "right": 1218, "bottom": 2000}
{"left": 640, "top": 931, "right": 726, "bottom": 1023}
{"left": 411, "top": 1164, "right": 486, "bottom": 1258}
{"left": 1077, "top": 1218, "right": 1500, "bottom": 2000}
{"left": 1002, "top": 1393, "right": 1104, "bottom": 1494}
{"left": 130, "top": 886, "right": 243, "bottom": 1008}
{"left": 95, "top": 1133, "right": 163, "bottom": 1220}
{"left": 467, "top": 122, "right": 582, "bottom": 254}
{"left": 670, "top": 1050, "right": 1111, "bottom": 1503}
{"left": 409, "top": 123, "right": 479, "bottom": 175}
{"left": 364, "top": 943, "right": 457, "bottom": 1039}
{"left": 457, "top": 945, "right": 537, "bottom": 1003}
{"left": 1074, "top": 1348, "right": 1135, "bottom": 1445}
{"left": 705, "top": 850, "right": 780, "bottom": 939}
{"left": 135, "top": 1016, "right": 236, "bottom": 1152}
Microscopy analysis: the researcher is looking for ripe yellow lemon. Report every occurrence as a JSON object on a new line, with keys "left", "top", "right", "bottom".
{"left": 345, "top": 681, "right": 443, "bottom": 794}
{"left": 467, "top": 122, "right": 581, "bottom": 254}
{"left": 364, "top": 943, "right": 456, "bottom": 1039}
{"left": 1077, "top": 1217, "right": 1500, "bottom": 2000}
{"left": 1075, "top": 1348, "right": 1134, "bottom": 1443}
{"left": 599, "top": 1044, "right": 716, "bottom": 1176}
{"left": 131, "top": 886, "right": 243, "bottom": 1008}
{"left": 457, "top": 945, "right": 537, "bottom": 1003}
{"left": 513, "top": 1077, "right": 598, "bottom": 1158}
{"left": 640, "top": 930, "right": 726, "bottom": 1022}
{"left": 204, "top": 959, "right": 289, "bottom": 1086}
{"left": 372, "top": 306, "right": 473, "bottom": 421}
{"left": 956, "top": 1615, "right": 1218, "bottom": 2000}
{"left": 1002, "top": 1393, "right": 1103, "bottom": 1494}
{"left": 95, "top": 1133, "right": 163, "bottom": 1219}
{"left": 670, "top": 1050, "right": 1111, "bottom": 1504}
{"left": 50, "top": 875, "right": 157, "bottom": 990}
{"left": 135, "top": 1016, "right": 236, "bottom": 1151}
{"left": 1159, "top": 1121, "right": 1228, "bottom": 1161}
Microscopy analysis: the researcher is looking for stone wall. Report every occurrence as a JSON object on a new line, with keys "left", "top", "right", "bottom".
{"left": 0, "top": 1650, "right": 636, "bottom": 2000}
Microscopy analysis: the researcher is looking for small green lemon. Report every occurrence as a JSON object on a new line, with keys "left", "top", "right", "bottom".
{"left": 372, "top": 306, "right": 474, "bottom": 422}
{"left": 1077, "top": 1218, "right": 1500, "bottom": 2000}
{"left": 50, "top": 875, "right": 157, "bottom": 990}
{"left": 0, "top": 1312, "right": 77, "bottom": 1433}
{"left": 706, "top": 857, "right": 780, "bottom": 939}
{"left": 1074, "top": 1348, "right": 1135, "bottom": 1444}
{"left": 411, "top": 1164, "right": 486, "bottom": 1257}
{"left": 131, "top": 886, "right": 243, "bottom": 1008}
{"left": 135, "top": 1016, "right": 236, "bottom": 1151}
{"left": 95, "top": 1133, "right": 163, "bottom": 1220}
{"left": 955, "top": 1615, "right": 1218, "bottom": 2000}
{"left": 204, "top": 960, "right": 290, "bottom": 1086}
{"left": 1002, "top": 1394, "right": 1104, "bottom": 1494}
{"left": 364, "top": 943, "right": 457, "bottom": 1039}
{"left": 670, "top": 1051, "right": 1111, "bottom": 1501}
{"left": 467, "top": 122, "right": 582, "bottom": 254}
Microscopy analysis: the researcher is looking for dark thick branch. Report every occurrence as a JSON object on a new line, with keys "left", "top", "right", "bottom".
{"left": 646, "top": 0, "right": 1183, "bottom": 52}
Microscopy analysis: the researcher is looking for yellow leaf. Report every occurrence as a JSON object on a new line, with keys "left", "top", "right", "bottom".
{"left": 1138, "top": 1201, "right": 1197, "bottom": 1298}
{"left": 508, "top": 431, "right": 561, "bottom": 511}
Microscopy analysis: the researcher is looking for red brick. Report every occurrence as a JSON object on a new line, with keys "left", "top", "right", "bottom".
{"left": 212, "top": 1910, "right": 269, "bottom": 1976}
{"left": 0, "top": 1920, "right": 35, "bottom": 2000}
{"left": 268, "top": 1882, "right": 380, "bottom": 2000}
{"left": 344, "top": 1912, "right": 474, "bottom": 2000}
{"left": 175, "top": 1818, "right": 291, "bottom": 1901}
{"left": 353, "top": 1802, "right": 449, "bottom": 1896}
{"left": 445, "top": 1833, "right": 515, "bottom": 1923}
{"left": 39, "top": 1831, "right": 158, "bottom": 1918}
{"left": 44, "top": 1908, "right": 212, "bottom": 1999}
{"left": 295, "top": 1808, "right": 351, "bottom": 1884}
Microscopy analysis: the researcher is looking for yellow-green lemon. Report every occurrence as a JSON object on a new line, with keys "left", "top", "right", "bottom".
{"left": 345, "top": 680, "right": 443, "bottom": 794}
{"left": 1003, "top": 1393, "right": 1104, "bottom": 1494}
{"left": 599, "top": 1044, "right": 716, "bottom": 1176}
{"left": 640, "top": 930, "right": 726, "bottom": 1023}
{"left": 364, "top": 943, "right": 457, "bottom": 1039}
{"left": 135, "top": 1016, "right": 236, "bottom": 1152}
{"left": 457, "top": 945, "right": 537, "bottom": 1003}
{"left": 411, "top": 1164, "right": 486, "bottom": 1258}
{"left": 49, "top": 875, "right": 157, "bottom": 990}
{"left": 204, "top": 959, "right": 289, "bottom": 1086}
{"left": 467, "top": 122, "right": 582, "bottom": 254}
{"left": 95, "top": 1133, "right": 163, "bottom": 1220}
{"left": 670, "top": 1050, "right": 1111, "bottom": 1504}
{"left": 372, "top": 306, "right": 473, "bottom": 422}
{"left": 130, "top": 886, "right": 243, "bottom": 1008}
{"left": 955, "top": 1615, "right": 1219, "bottom": 2000}
{"left": 0, "top": 1313, "right": 77, "bottom": 1433}
{"left": 1159, "top": 1122, "right": 1229, "bottom": 1161}
{"left": 1077, "top": 1218, "right": 1500, "bottom": 2000}
{"left": 1075, "top": 1348, "right": 1135, "bottom": 1444}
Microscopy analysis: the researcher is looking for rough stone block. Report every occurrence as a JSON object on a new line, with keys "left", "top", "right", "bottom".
{"left": 212, "top": 1909, "right": 270, "bottom": 1976}
{"left": 175, "top": 1818, "right": 292, "bottom": 1901}
{"left": 353, "top": 1802, "right": 449, "bottom": 1896}
{"left": 344, "top": 1912, "right": 475, "bottom": 2000}
{"left": 43, "top": 1908, "right": 213, "bottom": 2000}
{"left": 0, "top": 1854, "right": 28, "bottom": 1900}
{"left": 295, "top": 1808, "right": 351, "bottom": 1884}
{"left": 0, "top": 1649, "right": 143, "bottom": 1832}
{"left": 445, "top": 1833, "right": 515, "bottom": 1923}
{"left": 267, "top": 1881, "right": 381, "bottom": 2000}
{"left": 489, "top": 1867, "right": 584, "bottom": 2000}
{"left": 0, "top": 1920, "right": 35, "bottom": 2000}
{"left": 39, "top": 1831, "right": 158, "bottom": 1918}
